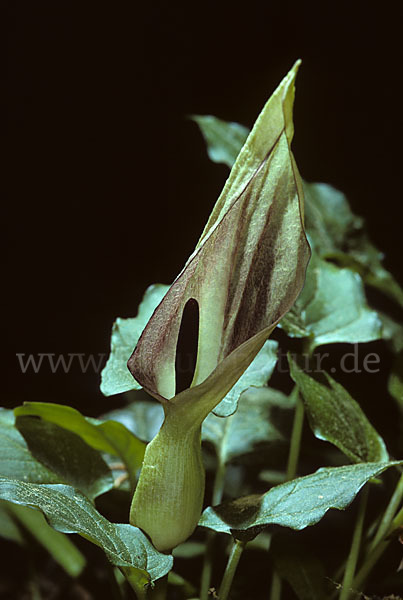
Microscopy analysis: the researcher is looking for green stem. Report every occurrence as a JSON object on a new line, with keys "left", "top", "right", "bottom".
{"left": 120, "top": 567, "right": 148, "bottom": 600}
{"left": 352, "top": 539, "right": 388, "bottom": 593}
{"left": 339, "top": 486, "right": 369, "bottom": 600}
{"left": 200, "top": 459, "right": 227, "bottom": 600}
{"left": 286, "top": 390, "right": 304, "bottom": 481}
{"left": 268, "top": 388, "right": 304, "bottom": 600}
{"left": 369, "top": 471, "right": 403, "bottom": 551}
{"left": 353, "top": 503, "right": 403, "bottom": 591}
{"left": 269, "top": 571, "right": 282, "bottom": 600}
{"left": 218, "top": 539, "right": 245, "bottom": 600}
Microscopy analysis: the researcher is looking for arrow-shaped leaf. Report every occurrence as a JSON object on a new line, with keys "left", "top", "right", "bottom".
{"left": 0, "top": 408, "right": 59, "bottom": 484}
{"left": 101, "top": 284, "right": 170, "bottom": 396}
{"left": 16, "top": 416, "right": 114, "bottom": 500}
{"left": 14, "top": 403, "right": 146, "bottom": 489}
{"left": 199, "top": 462, "right": 400, "bottom": 539}
{"left": 279, "top": 254, "right": 381, "bottom": 351}
{"left": 288, "top": 355, "right": 388, "bottom": 463}
{"left": 0, "top": 478, "right": 173, "bottom": 585}
{"left": 202, "top": 385, "right": 294, "bottom": 464}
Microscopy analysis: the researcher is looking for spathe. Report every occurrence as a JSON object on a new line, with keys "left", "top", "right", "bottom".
{"left": 128, "top": 60, "right": 310, "bottom": 419}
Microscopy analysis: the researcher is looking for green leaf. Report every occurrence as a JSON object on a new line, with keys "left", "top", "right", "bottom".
{"left": 199, "top": 461, "right": 400, "bottom": 539}
{"left": 0, "top": 408, "right": 59, "bottom": 484}
{"left": 303, "top": 182, "right": 362, "bottom": 255}
{"left": 280, "top": 255, "right": 381, "bottom": 351}
{"left": 212, "top": 340, "right": 278, "bottom": 417}
{"left": 16, "top": 416, "right": 114, "bottom": 500}
{"left": 172, "top": 540, "right": 205, "bottom": 558}
{"left": 346, "top": 237, "right": 403, "bottom": 309}
{"left": 289, "top": 356, "right": 388, "bottom": 463}
{"left": 380, "top": 313, "right": 403, "bottom": 354}
{"left": 191, "top": 115, "right": 249, "bottom": 168}
{"left": 203, "top": 385, "right": 294, "bottom": 464}
{"left": 102, "top": 399, "right": 164, "bottom": 443}
{"left": 5, "top": 502, "right": 86, "bottom": 577}
{"left": 270, "top": 535, "right": 326, "bottom": 600}
{"left": 14, "top": 403, "right": 146, "bottom": 489}
{"left": 0, "top": 478, "right": 173, "bottom": 585}
{"left": 101, "top": 284, "right": 170, "bottom": 396}
{"left": 303, "top": 182, "right": 403, "bottom": 309}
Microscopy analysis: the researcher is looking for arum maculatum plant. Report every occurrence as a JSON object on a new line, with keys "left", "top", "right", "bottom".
{"left": 3, "top": 60, "right": 403, "bottom": 600}
{"left": 127, "top": 60, "right": 310, "bottom": 553}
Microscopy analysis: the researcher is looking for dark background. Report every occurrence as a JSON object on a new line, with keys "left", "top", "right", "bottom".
{"left": 5, "top": 1, "right": 403, "bottom": 415}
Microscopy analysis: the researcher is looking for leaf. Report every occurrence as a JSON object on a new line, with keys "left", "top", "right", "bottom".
{"left": 199, "top": 461, "right": 400, "bottom": 539}
{"left": 380, "top": 313, "right": 403, "bottom": 354}
{"left": 191, "top": 115, "right": 249, "bottom": 168}
{"left": 270, "top": 534, "right": 326, "bottom": 600}
{"left": 14, "top": 403, "right": 146, "bottom": 489}
{"left": 5, "top": 502, "right": 86, "bottom": 577}
{"left": 0, "top": 478, "right": 173, "bottom": 585}
{"left": 102, "top": 399, "right": 164, "bottom": 443}
{"left": 202, "top": 385, "right": 294, "bottom": 464}
{"left": 16, "top": 416, "right": 114, "bottom": 500}
{"left": 303, "top": 182, "right": 403, "bottom": 309}
{"left": 0, "top": 408, "right": 59, "bottom": 484}
{"left": 212, "top": 340, "right": 278, "bottom": 417}
{"left": 289, "top": 356, "right": 388, "bottom": 463}
{"left": 101, "top": 284, "right": 170, "bottom": 396}
{"left": 279, "top": 255, "right": 381, "bottom": 351}
{"left": 129, "top": 61, "right": 310, "bottom": 424}
{"left": 172, "top": 540, "right": 205, "bottom": 558}
{"left": 303, "top": 182, "right": 362, "bottom": 254}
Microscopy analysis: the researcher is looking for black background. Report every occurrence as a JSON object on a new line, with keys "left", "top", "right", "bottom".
{"left": 5, "top": 1, "right": 403, "bottom": 415}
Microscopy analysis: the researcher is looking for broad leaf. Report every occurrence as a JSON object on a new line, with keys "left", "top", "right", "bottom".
{"left": 0, "top": 408, "right": 59, "bottom": 484}
{"left": 0, "top": 478, "right": 173, "bottom": 585}
{"left": 16, "top": 416, "right": 114, "bottom": 500}
{"left": 380, "top": 313, "right": 403, "bottom": 354}
{"left": 303, "top": 182, "right": 362, "bottom": 255}
{"left": 289, "top": 356, "right": 388, "bottom": 463}
{"left": 304, "top": 182, "right": 403, "bottom": 309}
{"left": 199, "top": 462, "right": 400, "bottom": 539}
{"left": 101, "top": 284, "right": 170, "bottom": 396}
{"left": 102, "top": 399, "right": 164, "bottom": 443}
{"left": 191, "top": 115, "right": 249, "bottom": 168}
{"left": 213, "top": 340, "right": 278, "bottom": 417}
{"left": 280, "top": 255, "right": 381, "bottom": 351}
{"left": 14, "top": 403, "right": 146, "bottom": 489}
{"left": 203, "top": 385, "right": 294, "bottom": 464}
{"left": 4, "top": 502, "right": 86, "bottom": 577}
